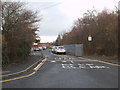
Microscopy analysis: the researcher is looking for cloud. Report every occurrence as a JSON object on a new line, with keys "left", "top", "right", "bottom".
{"left": 13, "top": 0, "right": 119, "bottom": 43}
{"left": 40, "top": 36, "right": 57, "bottom": 43}
{"left": 36, "top": 3, "right": 73, "bottom": 36}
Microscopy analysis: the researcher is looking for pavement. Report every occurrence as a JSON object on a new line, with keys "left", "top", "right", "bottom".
{"left": 2, "top": 49, "right": 119, "bottom": 88}
{"left": 1, "top": 51, "right": 44, "bottom": 80}
{"left": 83, "top": 56, "right": 119, "bottom": 65}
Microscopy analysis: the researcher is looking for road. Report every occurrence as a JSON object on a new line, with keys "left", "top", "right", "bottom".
{"left": 2, "top": 49, "right": 118, "bottom": 88}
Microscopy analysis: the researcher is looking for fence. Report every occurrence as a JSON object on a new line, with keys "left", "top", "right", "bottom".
{"left": 64, "top": 44, "right": 84, "bottom": 57}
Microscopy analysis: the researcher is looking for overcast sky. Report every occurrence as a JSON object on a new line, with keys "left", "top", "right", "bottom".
{"left": 9, "top": 0, "right": 119, "bottom": 43}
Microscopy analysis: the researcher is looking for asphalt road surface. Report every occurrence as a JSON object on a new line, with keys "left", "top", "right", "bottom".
{"left": 3, "top": 49, "right": 119, "bottom": 88}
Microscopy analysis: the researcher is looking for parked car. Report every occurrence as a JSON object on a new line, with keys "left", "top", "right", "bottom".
{"left": 50, "top": 46, "right": 53, "bottom": 49}
{"left": 39, "top": 46, "right": 43, "bottom": 51}
{"left": 51, "top": 46, "right": 57, "bottom": 53}
{"left": 42, "top": 46, "right": 46, "bottom": 50}
{"left": 34, "top": 47, "right": 40, "bottom": 51}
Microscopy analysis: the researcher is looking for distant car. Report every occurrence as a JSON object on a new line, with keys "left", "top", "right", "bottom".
{"left": 50, "top": 46, "right": 52, "bottom": 49}
{"left": 51, "top": 46, "right": 57, "bottom": 53}
{"left": 52, "top": 46, "right": 66, "bottom": 54}
{"left": 39, "top": 47, "right": 43, "bottom": 50}
{"left": 50, "top": 46, "right": 54, "bottom": 49}
{"left": 42, "top": 46, "right": 46, "bottom": 50}
{"left": 34, "top": 47, "right": 40, "bottom": 51}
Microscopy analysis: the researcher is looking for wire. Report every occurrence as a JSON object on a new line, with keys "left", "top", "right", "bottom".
{"left": 40, "top": 0, "right": 68, "bottom": 10}
{"left": 42, "top": 2, "right": 63, "bottom": 10}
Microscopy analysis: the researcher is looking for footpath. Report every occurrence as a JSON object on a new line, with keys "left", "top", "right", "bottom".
{"left": 82, "top": 56, "right": 120, "bottom": 65}
{"left": 1, "top": 51, "right": 44, "bottom": 80}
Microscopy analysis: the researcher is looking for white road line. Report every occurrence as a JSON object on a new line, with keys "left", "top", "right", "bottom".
{"left": 59, "top": 58, "right": 62, "bottom": 60}
{"left": 34, "top": 58, "right": 47, "bottom": 71}
{"left": 62, "top": 61, "right": 66, "bottom": 62}
{"left": 34, "top": 63, "right": 43, "bottom": 71}
{"left": 61, "top": 65, "right": 65, "bottom": 68}
{"left": 71, "top": 61, "right": 74, "bottom": 63}
{"left": 61, "top": 63, "right": 109, "bottom": 69}
{"left": 51, "top": 61, "right": 56, "bottom": 63}
{"left": 85, "top": 64, "right": 94, "bottom": 66}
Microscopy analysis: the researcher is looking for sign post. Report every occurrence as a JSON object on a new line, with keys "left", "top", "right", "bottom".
{"left": 88, "top": 35, "right": 92, "bottom": 42}
{"left": 88, "top": 35, "right": 92, "bottom": 55}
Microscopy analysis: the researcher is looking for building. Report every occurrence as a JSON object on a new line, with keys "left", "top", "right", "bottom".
{"left": 39, "top": 43, "right": 51, "bottom": 48}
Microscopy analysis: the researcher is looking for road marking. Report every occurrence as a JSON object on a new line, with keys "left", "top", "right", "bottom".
{"left": 61, "top": 64, "right": 65, "bottom": 68}
{"left": 1, "top": 72, "right": 36, "bottom": 83}
{"left": 50, "top": 61, "right": 56, "bottom": 63}
{"left": 63, "top": 58, "right": 67, "bottom": 60}
{"left": 61, "top": 63, "right": 109, "bottom": 69}
{"left": 46, "top": 59, "right": 101, "bottom": 62}
{"left": 79, "top": 57, "right": 120, "bottom": 66}
{"left": 0, "top": 58, "right": 45, "bottom": 78}
{"left": 34, "top": 59, "right": 47, "bottom": 71}
{"left": 85, "top": 64, "right": 94, "bottom": 65}
{"left": 0, "top": 58, "right": 47, "bottom": 83}
{"left": 71, "top": 61, "right": 74, "bottom": 63}
{"left": 61, "top": 64, "right": 76, "bottom": 69}
{"left": 69, "top": 58, "right": 73, "bottom": 60}
{"left": 62, "top": 61, "right": 66, "bottom": 62}
{"left": 34, "top": 63, "right": 44, "bottom": 71}
{"left": 52, "top": 53, "right": 120, "bottom": 66}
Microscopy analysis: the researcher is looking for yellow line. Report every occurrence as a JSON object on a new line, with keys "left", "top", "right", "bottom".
{"left": 0, "top": 58, "right": 47, "bottom": 83}
{"left": 0, "top": 58, "right": 44, "bottom": 78}
{"left": 0, "top": 72, "right": 36, "bottom": 83}
{"left": 79, "top": 57, "right": 120, "bottom": 66}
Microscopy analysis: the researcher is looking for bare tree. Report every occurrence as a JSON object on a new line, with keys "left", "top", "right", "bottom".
{"left": 55, "top": 8, "right": 118, "bottom": 58}
{"left": 2, "top": 2, "right": 41, "bottom": 65}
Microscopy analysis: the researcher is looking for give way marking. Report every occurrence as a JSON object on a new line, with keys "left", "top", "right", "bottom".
{"left": 61, "top": 63, "right": 109, "bottom": 69}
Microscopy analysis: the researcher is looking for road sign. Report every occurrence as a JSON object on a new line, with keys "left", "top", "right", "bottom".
{"left": 88, "top": 35, "right": 92, "bottom": 41}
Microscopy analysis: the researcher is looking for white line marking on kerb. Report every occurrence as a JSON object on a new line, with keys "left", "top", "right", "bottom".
{"left": 34, "top": 63, "right": 42, "bottom": 71}
{"left": 71, "top": 61, "right": 74, "bottom": 63}
{"left": 34, "top": 58, "right": 47, "bottom": 71}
